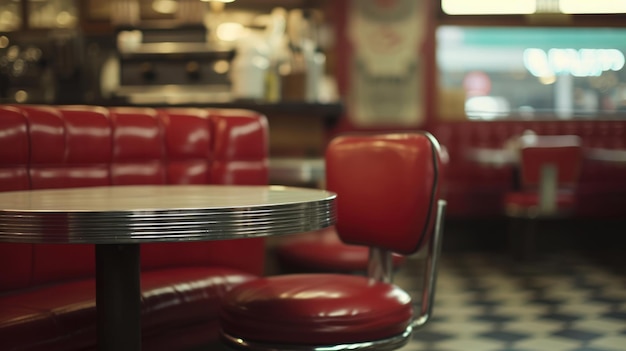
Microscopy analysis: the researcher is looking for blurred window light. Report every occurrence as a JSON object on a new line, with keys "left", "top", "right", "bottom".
{"left": 438, "top": 26, "right": 626, "bottom": 120}
{"left": 443, "top": 0, "right": 626, "bottom": 15}
{"left": 539, "top": 75, "right": 557, "bottom": 85}
{"left": 465, "top": 96, "right": 511, "bottom": 120}
{"left": 559, "top": 0, "right": 626, "bottom": 14}
{"left": 442, "top": 0, "right": 535, "bottom": 14}
{"left": 524, "top": 48, "right": 625, "bottom": 77}
{"left": 216, "top": 22, "right": 245, "bottom": 42}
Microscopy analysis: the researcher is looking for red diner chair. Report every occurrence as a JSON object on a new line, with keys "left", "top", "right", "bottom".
{"left": 274, "top": 145, "right": 449, "bottom": 274}
{"left": 504, "top": 134, "right": 583, "bottom": 260}
{"left": 219, "top": 132, "right": 446, "bottom": 350}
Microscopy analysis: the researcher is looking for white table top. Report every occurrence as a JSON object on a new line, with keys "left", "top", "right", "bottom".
{"left": 586, "top": 148, "right": 626, "bottom": 165}
{"left": 269, "top": 157, "right": 325, "bottom": 186}
{"left": 0, "top": 185, "right": 336, "bottom": 244}
{"left": 465, "top": 148, "right": 519, "bottom": 167}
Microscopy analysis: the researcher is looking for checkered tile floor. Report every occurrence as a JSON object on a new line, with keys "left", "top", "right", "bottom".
{"left": 396, "top": 252, "right": 626, "bottom": 351}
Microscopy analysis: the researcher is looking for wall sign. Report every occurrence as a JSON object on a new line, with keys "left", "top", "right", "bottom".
{"left": 347, "top": 0, "right": 426, "bottom": 127}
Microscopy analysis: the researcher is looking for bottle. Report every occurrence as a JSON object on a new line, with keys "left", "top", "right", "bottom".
{"left": 264, "top": 7, "right": 288, "bottom": 102}
{"left": 281, "top": 9, "right": 307, "bottom": 101}
{"left": 231, "top": 32, "right": 270, "bottom": 100}
{"left": 301, "top": 9, "right": 325, "bottom": 102}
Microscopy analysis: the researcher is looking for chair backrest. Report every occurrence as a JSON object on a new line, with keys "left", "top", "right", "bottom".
{"left": 325, "top": 132, "right": 442, "bottom": 255}
{"left": 518, "top": 134, "right": 583, "bottom": 189}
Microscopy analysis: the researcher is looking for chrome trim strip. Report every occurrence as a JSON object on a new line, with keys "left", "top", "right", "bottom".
{"left": 0, "top": 185, "right": 336, "bottom": 244}
{"left": 220, "top": 326, "right": 412, "bottom": 351}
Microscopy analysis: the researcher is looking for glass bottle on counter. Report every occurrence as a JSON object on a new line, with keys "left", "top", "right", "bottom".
{"left": 231, "top": 32, "right": 270, "bottom": 101}
{"left": 280, "top": 8, "right": 326, "bottom": 102}
{"left": 264, "top": 7, "right": 288, "bottom": 102}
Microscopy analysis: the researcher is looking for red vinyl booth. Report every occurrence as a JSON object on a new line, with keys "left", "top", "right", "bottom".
{"left": 0, "top": 105, "right": 269, "bottom": 351}
{"left": 430, "top": 120, "right": 626, "bottom": 218}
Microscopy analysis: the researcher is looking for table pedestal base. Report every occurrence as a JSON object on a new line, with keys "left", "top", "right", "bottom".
{"left": 96, "top": 244, "right": 141, "bottom": 351}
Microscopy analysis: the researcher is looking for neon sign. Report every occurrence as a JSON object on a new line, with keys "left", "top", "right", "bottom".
{"left": 523, "top": 48, "right": 625, "bottom": 77}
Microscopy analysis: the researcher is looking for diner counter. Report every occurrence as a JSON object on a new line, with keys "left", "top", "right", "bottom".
{"left": 269, "top": 157, "right": 325, "bottom": 187}
{"left": 104, "top": 100, "right": 344, "bottom": 127}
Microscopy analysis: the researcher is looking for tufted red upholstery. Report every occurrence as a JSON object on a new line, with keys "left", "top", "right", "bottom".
{"left": 0, "top": 104, "right": 269, "bottom": 351}
{"left": 219, "top": 132, "right": 444, "bottom": 348}
{"left": 0, "top": 106, "right": 30, "bottom": 192}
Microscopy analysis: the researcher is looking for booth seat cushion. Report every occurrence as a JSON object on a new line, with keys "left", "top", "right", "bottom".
{"left": 276, "top": 227, "right": 405, "bottom": 272}
{"left": 0, "top": 267, "right": 256, "bottom": 351}
{"left": 219, "top": 274, "right": 412, "bottom": 345}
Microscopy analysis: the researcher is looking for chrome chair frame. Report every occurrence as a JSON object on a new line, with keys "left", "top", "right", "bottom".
{"left": 220, "top": 199, "right": 446, "bottom": 351}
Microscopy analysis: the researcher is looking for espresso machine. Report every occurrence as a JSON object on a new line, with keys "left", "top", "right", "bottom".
{"left": 106, "top": 0, "right": 235, "bottom": 105}
{"left": 110, "top": 26, "right": 234, "bottom": 104}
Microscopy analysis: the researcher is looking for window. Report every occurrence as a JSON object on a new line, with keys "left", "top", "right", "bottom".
{"left": 437, "top": 26, "right": 626, "bottom": 120}
{"left": 442, "top": 0, "right": 536, "bottom": 15}
{"left": 442, "top": 0, "right": 626, "bottom": 15}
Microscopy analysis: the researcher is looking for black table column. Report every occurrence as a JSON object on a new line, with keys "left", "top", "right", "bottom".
{"left": 96, "top": 243, "right": 141, "bottom": 351}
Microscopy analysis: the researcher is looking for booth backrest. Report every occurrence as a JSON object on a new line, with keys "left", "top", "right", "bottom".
{"left": 0, "top": 105, "right": 269, "bottom": 292}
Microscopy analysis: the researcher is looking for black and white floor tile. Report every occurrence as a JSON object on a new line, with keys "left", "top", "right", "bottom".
{"left": 396, "top": 252, "right": 626, "bottom": 351}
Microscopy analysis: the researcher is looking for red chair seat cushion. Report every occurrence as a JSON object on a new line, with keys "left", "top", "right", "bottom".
{"left": 219, "top": 274, "right": 413, "bottom": 345}
{"left": 504, "top": 190, "right": 576, "bottom": 215}
{"left": 276, "top": 227, "right": 406, "bottom": 272}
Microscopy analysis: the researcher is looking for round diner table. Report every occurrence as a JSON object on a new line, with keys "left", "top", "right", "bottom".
{"left": 0, "top": 185, "right": 337, "bottom": 351}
